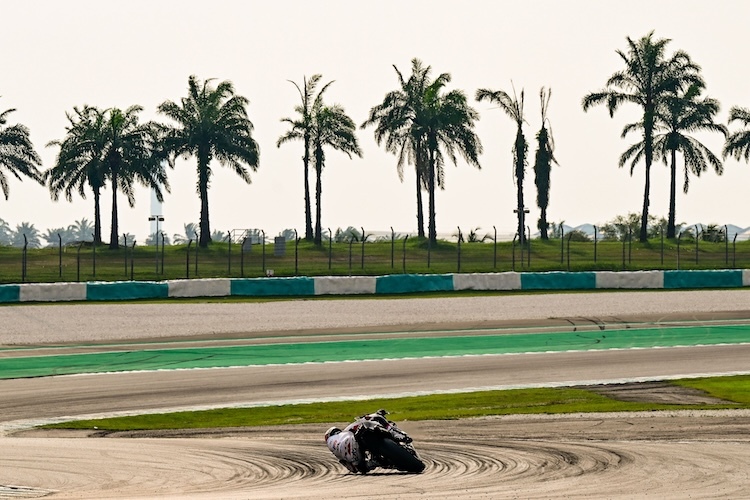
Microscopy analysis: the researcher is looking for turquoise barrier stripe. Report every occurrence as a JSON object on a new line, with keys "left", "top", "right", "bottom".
{"left": 86, "top": 282, "right": 169, "bottom": 301}
{"left": 231, "top": 277, "right": 315, "bottom": 297}
{"left": 376, "top": 274, "right": 454, "bottom": 294}
{"left": 521, "top": 272, "right": 596, "bottom": 290}
{"left": 0, "top": 284, "right": 20, "bottom": 303}
{"left": 664, "top": 270, "right": 743, "bottom": 289}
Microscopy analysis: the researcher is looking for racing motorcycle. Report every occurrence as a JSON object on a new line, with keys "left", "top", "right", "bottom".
{"left": 351, "top": 409, "right": 425, "bottom": 474}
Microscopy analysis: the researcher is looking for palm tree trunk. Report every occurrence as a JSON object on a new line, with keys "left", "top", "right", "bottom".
{"left": 428, "top": 145, "right": 437, "bottom": 244}
{"left": 303, "top": 134, "right": 313, "bottom": 240}
{"left": 515, "top": 129, "right": 526, "bottom": 244}
{"left": 640, "top": 107, "right": 655, "bottom": 243}
{"left": 539, "top": 208, "right": 548, "bottom": 240}
{"left": 314, "top": 145, "right": 323, "bottom": 246}
{"left": 198, "top": 152, "right": 211, "bottom": 248}
{"left": 108, "top": 174, "right": 119, "bottom": 249}
{"left": 415, "top": 169, "right": 424, "bottom": 238}
{"left": 93, "top": 188, "right": 102, "bottom": 245}
{"left": 667, "top": 148, "right": 677, "bottom": 238}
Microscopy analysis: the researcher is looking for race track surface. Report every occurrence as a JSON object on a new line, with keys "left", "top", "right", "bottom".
{"left": 1, "top": 289, "right": 750, "bottom": 499}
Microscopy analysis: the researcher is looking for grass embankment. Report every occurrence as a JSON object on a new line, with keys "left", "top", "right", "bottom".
{"left": 42, "top": 375, "right": 749, "bottom": 431}
{"left": 3, "top": 236, "right": 749, "bottom": 284}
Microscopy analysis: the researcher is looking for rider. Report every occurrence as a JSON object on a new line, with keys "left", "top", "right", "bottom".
{"left": 324, "top": 409, "right": 408, "bottom": 473}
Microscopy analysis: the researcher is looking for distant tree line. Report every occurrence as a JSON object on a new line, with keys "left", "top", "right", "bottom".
{"left": 2, "top": 31, "right": 750, "bottom": 251}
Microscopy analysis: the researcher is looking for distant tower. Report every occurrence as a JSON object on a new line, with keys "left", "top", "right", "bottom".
{"left": 149, "top": 188, "right": 164, "bottom": 236}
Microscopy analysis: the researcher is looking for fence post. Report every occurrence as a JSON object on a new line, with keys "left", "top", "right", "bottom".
{"left": 560, "top": 226, "right": 564, "bottom": 266}
{"left": 194, "top": 231, "right": 199, "bottom": 276}
{"left": 92, "top": 232, "right": 96, "bottom": 278}
{"left": 695, "top": 225, "right": 700, "bottom": 265}
{"left": 402, "top": 235, "right": 409, "bottom": 273}
{"left": 733, "top": 234, "right": 737, "bottom": 268}
{"left": 130, "top": 240, "right": 136, "bottom": 281}
{"left": 567, "top": 233, "right": 572, "bottom": 271}
{"left": 628, "top": 228, "right": 632, "bottom": 264}
{"left": 161, "top": 232, "right": 165, "bottom": 275}
{"left": 725, "top": 225, "right": 729, "bottom": 267}
{"left": 348, "top": 237, "right": 354, "bottom": 275}
{"left": 427, "top": 234, "right": 431, "bottom": 269}
{"left": 187, "top": 239, "right": 192, "bottom": 278}
{"left": 390, "top": 227, "right": 395, "bottom": 269}
{"left": 328, "top": 228, "right": 332, "bottom": 270}
{"left": 660, "top": 227, "right": 664, "bottom": 266}
{"left": 526, "top": 226, "right": 531, "bottom": 268}
{"left": 493, "top": 226, "right": 497, "bottom": 269}
{"left": 240, "top": 237, "right": 247, "bottom": 278}
{"left": 58, "top": 233, "right": 62, "bottom": 279}
{"left": 360, "top": 227, "right": 366, "bottom": 270}
{"left": 77, "top": 242, "right": 83, "bottom": 282}
{"left": 456, "top": 226, "right": 461, "bottom": 273}
{"left": 594, "top": 225, "right": 598, "bottom": 263}
{"left": 677, "top": 231, "right": 683, "bottom": 270}
{"left": 227, "top": 231, "right": 232, "bottom": 275}
{"left": 261, "top": 230, "right": 266, "bottom": 275}
{"left": 295, "top": 230, "right": 300, "bottom": 276}
{"left": 22, "top": 234, "right": 28, "bottom": 283}
{"left": 512, "top": 234, "right": 517, "bottom": 272}
{"left": 123, "top": 233, "right": 128, "bottom": 277}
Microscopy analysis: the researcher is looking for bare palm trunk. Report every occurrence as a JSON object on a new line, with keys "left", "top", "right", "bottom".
{"left": 303, "top": 134, "right": 313, "bottom": 240}
{"left": 198, "top": 152, "right": 211, "bottom": 248}
{"left": 93, "top": 188, "right": 102, "bottom": 245}
{"left": 314, "top": 146, "right": 323, "bottom": 246}
{"left": 109, "top": 173, "right": 119, "bottom": 249}
{"left": 539, "top": 208, "right": 548, "bottom": 240}
{"left": 428, "top": 144, "right": 437, "bottom": 244}
{"left": 515, "top": 130, "right": 526, "bottom": 244}
{"left": 415, "top": 169, "right": 425, "bottom": 238}
{"left": 667, "top": 148, "right": 677, "bottom": 238}
{"left": 640, "top": 115, "right": 654, "bottom": 243}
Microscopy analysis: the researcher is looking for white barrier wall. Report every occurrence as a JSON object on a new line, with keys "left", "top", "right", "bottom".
{"left": 19, "top": 283, "right": 87, "bottom": 302}
{"left": 595, "top": 271, "right": 664, "bottom": 289}
{"left": 453, "top": 272, "right": 522, "bottom": 291}
{"left": 167, "top": 279, "right": 232, "bottom": 298}
{"left": 314, "top": 276, "right": 377, "bottom": 295}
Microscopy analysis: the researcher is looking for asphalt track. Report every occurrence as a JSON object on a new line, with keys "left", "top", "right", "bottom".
{"left": 1, "top": 289, "right": 750, "bottom": 498}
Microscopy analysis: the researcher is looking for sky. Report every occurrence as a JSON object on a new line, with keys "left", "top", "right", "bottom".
{"left": 2, "top": 0, "right": 749, "bottom": 243}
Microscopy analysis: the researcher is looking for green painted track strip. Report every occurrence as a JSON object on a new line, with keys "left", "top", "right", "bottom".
{"left": 2, "top": 324, "right": 750, "bottom": 379}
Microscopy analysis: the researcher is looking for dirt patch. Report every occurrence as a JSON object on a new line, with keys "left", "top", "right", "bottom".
{"left": 581, "top": 381, "right": 730, "bottom": 405}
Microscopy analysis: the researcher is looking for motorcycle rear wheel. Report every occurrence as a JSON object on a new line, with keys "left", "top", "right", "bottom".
{"left": 370, "top": 438, "right": 425, "bottom": 473}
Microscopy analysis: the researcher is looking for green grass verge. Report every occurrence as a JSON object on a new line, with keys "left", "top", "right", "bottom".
{"left": 41, "top": 375, "right": 749, "bottom": 431}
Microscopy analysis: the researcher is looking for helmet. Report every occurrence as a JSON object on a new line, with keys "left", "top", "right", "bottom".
{"left": 324, "top": 426, "right": 341, "bottom": 442}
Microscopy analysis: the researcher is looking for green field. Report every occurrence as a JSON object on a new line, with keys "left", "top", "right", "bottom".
{"left": 42, "top": 375, "right": 750, "bottom": 431}
{"left": 3, "top": 236, "right": 749, "bottom": 284}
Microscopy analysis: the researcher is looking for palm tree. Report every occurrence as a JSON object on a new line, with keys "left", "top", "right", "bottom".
{"left": 46, "top": 106, "right": 107, "bottom": 244}
{"left": 0, "top": 217, "right": 12, "bottom": 245}
{"left": 68, "top": 217, "right": 95, "bottom": 242}
{"left": 158, "top": 75, "right": 260, "bottom": 248}
{"left": 362, "top": 59, "right": 442, "bottom": 239}
{"left": 101, "top": 106, "right": 169, "bottom": 249}
{"left": 582, "top": 31, "right": 702, "bottom": 242}
{"left": 42, "top": 227, "right": 76, "bottom": 247}
{"left": 723, "top": 106, "right": 750, "bottom": 163}
{"left": 0, "top": 100, "right": 43, "bottom": 200}
{"left": 47, "top": 106, "right": 168, "bottom": 248}
{"left": 310, "top": 97, "right": 362, "bottom": 245}
{"left": 422, "top": 80, "right": 482, "bottom": 244}
{"left": 532, "top": 87, "right": 558, "bottom": 240}
{"left": 172, "top": 222, "right": 199, "bottom": 244}
{"left": 621, "top": 82, "right": 726, "bottom": 238}
{"left": 277, "top": 75, "right": 333, "bottom": 241}
{"left": 476, "top": 85, "right": 528, "bottom": 243}
{"left": 12, "top": 221, "right": 41, "bottom": 248}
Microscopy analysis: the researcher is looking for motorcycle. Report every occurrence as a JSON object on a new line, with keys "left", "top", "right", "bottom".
{"left": 350, "top": 409, "right": 425, "bottom": 474}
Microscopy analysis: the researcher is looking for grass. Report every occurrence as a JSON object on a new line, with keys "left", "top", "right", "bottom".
{"left": 41, "top": 375, "right": 749, "bottom": 431}
{"left": 2, "top": 236, "right": 749, "bottom": 284}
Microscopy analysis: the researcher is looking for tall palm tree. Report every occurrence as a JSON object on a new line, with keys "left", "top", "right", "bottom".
{"left": 476, "top": 85, "right": 528, "bottom": 242}
{"left": 533, "top": 87, "right": 558, "bottom": 240}
{"left": 723, "top": 106, "right": 750, "bottom": 163}
{"left": 582, "top": 31, "right": 702, "bottom": 242}
{"left": 46, "top": 106, "right": 108, "bottom": 245}
{"left": 47, "top": 106, "right": 168, "bottom": 248}
{"left": 277, "top": 75, "right": 333, "bottom": 241}
{"left": 423, "top": 80, "right": 482, "bottom": 244}
{"left": 362, "top": 59, "right": 444, "bottom": 239}
{"left": 310, "top": 97, "right": 362, "bottom": 245}
{"left": 158, "top": 75, "right": 260, "bottom": 247}
{"left": 621, "top": 83, "right": 725, "bottom": 238}
{"left": 0, "top": 100, "right": 43, "bottom": 201}
{"left": 102, "top": 106, "right": 169, "bottom": 249}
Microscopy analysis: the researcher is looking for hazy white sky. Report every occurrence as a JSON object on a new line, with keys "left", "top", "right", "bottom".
{"left": 2, "top": 0, "right": 748, "bottom": 241}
